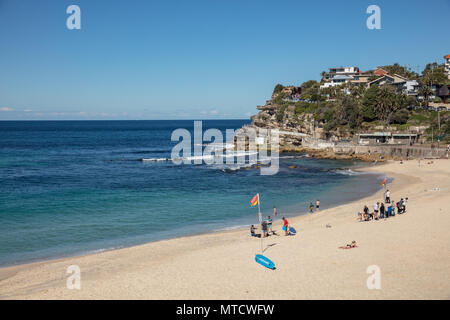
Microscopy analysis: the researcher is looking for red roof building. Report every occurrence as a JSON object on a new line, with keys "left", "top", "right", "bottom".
{"left": 374, "top": 68, "right": 389, "bottom": 76}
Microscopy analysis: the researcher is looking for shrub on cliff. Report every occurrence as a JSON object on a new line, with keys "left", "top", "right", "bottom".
{"left": 390, "top": 109, "right": 410, "bottom": 124}
{"left": 273, "top": 84, "right": 284, "bottom": 94}
{"left": 276, "top": 104, "right": 287, "bottom": 122}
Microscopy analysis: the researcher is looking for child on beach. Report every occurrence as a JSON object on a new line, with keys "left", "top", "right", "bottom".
{"left": 309, "top": 202, "right": 314, "bottom": 213}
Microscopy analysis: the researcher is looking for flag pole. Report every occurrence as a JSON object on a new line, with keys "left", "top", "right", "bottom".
{"left": 258, "top": 193, "right": 263, "bottom": 254}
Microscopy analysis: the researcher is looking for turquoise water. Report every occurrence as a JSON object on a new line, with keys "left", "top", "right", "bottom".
{"left": 0, "top": 120, "right": 384, "bottom": 266}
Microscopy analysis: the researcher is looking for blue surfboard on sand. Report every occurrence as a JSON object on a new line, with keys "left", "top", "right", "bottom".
{"left": 289, "top": 227, "right": 297, "bottom": 235}
{"left": 255, "top": 254, "right": 276, "bottom": 269}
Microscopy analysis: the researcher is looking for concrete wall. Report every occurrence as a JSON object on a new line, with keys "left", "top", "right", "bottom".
{"left": 353, "top": 145, "right": 446, "bottom": 159}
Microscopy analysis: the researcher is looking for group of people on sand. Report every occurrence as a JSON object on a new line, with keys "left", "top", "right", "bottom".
{"left": 358, "top": 189, "right": 408, "bottom": 222}
{"left": 309, "top": 199, "right": 320, "bottom": 213}
{"left": 250, "top": 208, "right": 292, "bottom": 238}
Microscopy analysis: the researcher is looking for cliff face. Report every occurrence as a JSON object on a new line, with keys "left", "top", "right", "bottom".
{"left": 250, "top": 87, "right": 350, "bottom": 143}
{"left": 241, "top": 88, "right": 437, "bottom": 161}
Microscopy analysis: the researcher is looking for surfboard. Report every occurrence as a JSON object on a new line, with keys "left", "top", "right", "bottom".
{"left": 255, "top": 254, "right": 275, "bottom": 270}
{"left": 289, "top": 227, "right": 297, "bottom": 235}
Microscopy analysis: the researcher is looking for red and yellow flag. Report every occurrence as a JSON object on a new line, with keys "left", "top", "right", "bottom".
{"left": 250, "top": 194, "right": 259, "bottom": 207}
{"left": 382, "top": 178, "right": 387, "bottom": 187}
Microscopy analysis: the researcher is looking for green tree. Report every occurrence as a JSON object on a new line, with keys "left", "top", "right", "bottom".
{"left": 374, "top": 85, "right": 404, "bottom": 124}
{"left": 379, "top": 63, "right": 418, "bottom": 79}
{"left": 361, "top": 85, "right": 379, "bottom": 121}
{"left": 418, "top": 85, "right": 434, "bottom": 107}
{"left": 336, "top": 96, "right": 362, "bottom": 129}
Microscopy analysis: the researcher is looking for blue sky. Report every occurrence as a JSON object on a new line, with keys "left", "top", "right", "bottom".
{"left": 0, "top": 0, "right": 449, "bottom": 120}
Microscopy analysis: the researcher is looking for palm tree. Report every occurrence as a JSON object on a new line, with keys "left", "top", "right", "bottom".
{"left": 418, "top": 85, "right": 433, "bottom": 108}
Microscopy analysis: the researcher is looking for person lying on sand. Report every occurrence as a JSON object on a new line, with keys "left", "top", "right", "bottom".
{"left": 339, "top": 241, "right": 358, "bottom": 249}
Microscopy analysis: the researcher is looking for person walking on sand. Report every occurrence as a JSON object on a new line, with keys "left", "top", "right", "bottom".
{"left": 282, "top": 217, "right": 289, "bottom": 236}
{"left": 316, "top": 199, "right": 320, "bottom": 212}
{"left": 309, "top": 202, "right": 314, "bottom": 213}
{"left": 385, "top": 190, "right": 391, "bottom": 204}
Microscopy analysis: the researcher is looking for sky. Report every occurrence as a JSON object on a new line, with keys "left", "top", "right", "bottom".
{"left": 0, "top": 0, "right": 449, "bottom": 120}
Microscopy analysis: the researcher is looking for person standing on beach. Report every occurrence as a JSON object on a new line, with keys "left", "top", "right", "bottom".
{"left": 316, "top": 199, "right": 320, "bottom": 212}
{"left": 273, "top": 206, "right": 277, "bottom": 217}
{"left": 282, "top": 217, "right": 289, "bottom": 236}
{"left": 380, "top": 202, "right": 385, "bottom": 219}
{"left": 373, "top": 202, "right": 379, "bottom": 220}
{"left": 267, "top": 216, "right": 273, "bottom": 235}
{"left": 261, "top": 220, "right": 268, "bottom": 238}
{"left": 309, "top": 202, "right": 314, "bottom": 213}
{"left": 385, "top": 190, "right": 391, "bottom": 203}
{"left": 390, "top": 201, "right": 396, "bottom": 216}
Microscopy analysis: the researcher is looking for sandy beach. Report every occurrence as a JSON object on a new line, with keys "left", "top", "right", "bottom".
{"left": 0, "top": 159, "right": 449, "bottom": 300}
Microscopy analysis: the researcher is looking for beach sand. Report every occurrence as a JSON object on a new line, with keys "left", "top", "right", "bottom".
{"left": 0, "top": 159, "right": 449, "bottom": 299}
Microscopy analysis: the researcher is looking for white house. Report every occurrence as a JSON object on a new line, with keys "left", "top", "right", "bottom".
{"left": 327, "top": 67, "right": 360, "bottom": 76}
{"left": 320, "top": 74, "right": 354, "bottom": 89}
{"left": 444, "top": 54, "right": 450, "bottom": 79}
{"left": 403, "top": 80, "right": 419, "bottom": 96}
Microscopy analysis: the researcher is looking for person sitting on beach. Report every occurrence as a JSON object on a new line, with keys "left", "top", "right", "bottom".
{"left": 250, "top": 225, "right": 256, "bottom": 237}
{"left": 363, "top": 205, "right": 370, "bottom": 221}
{"left": 282, "top": 217, "right": 289, "bottom": 236}
{"left": 357, "top": 211, "right": 364, "bottom": 222}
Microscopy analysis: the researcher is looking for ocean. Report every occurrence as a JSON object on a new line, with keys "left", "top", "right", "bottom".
{"left": 0, "top": 120, "right": 384, "bottom": 266}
